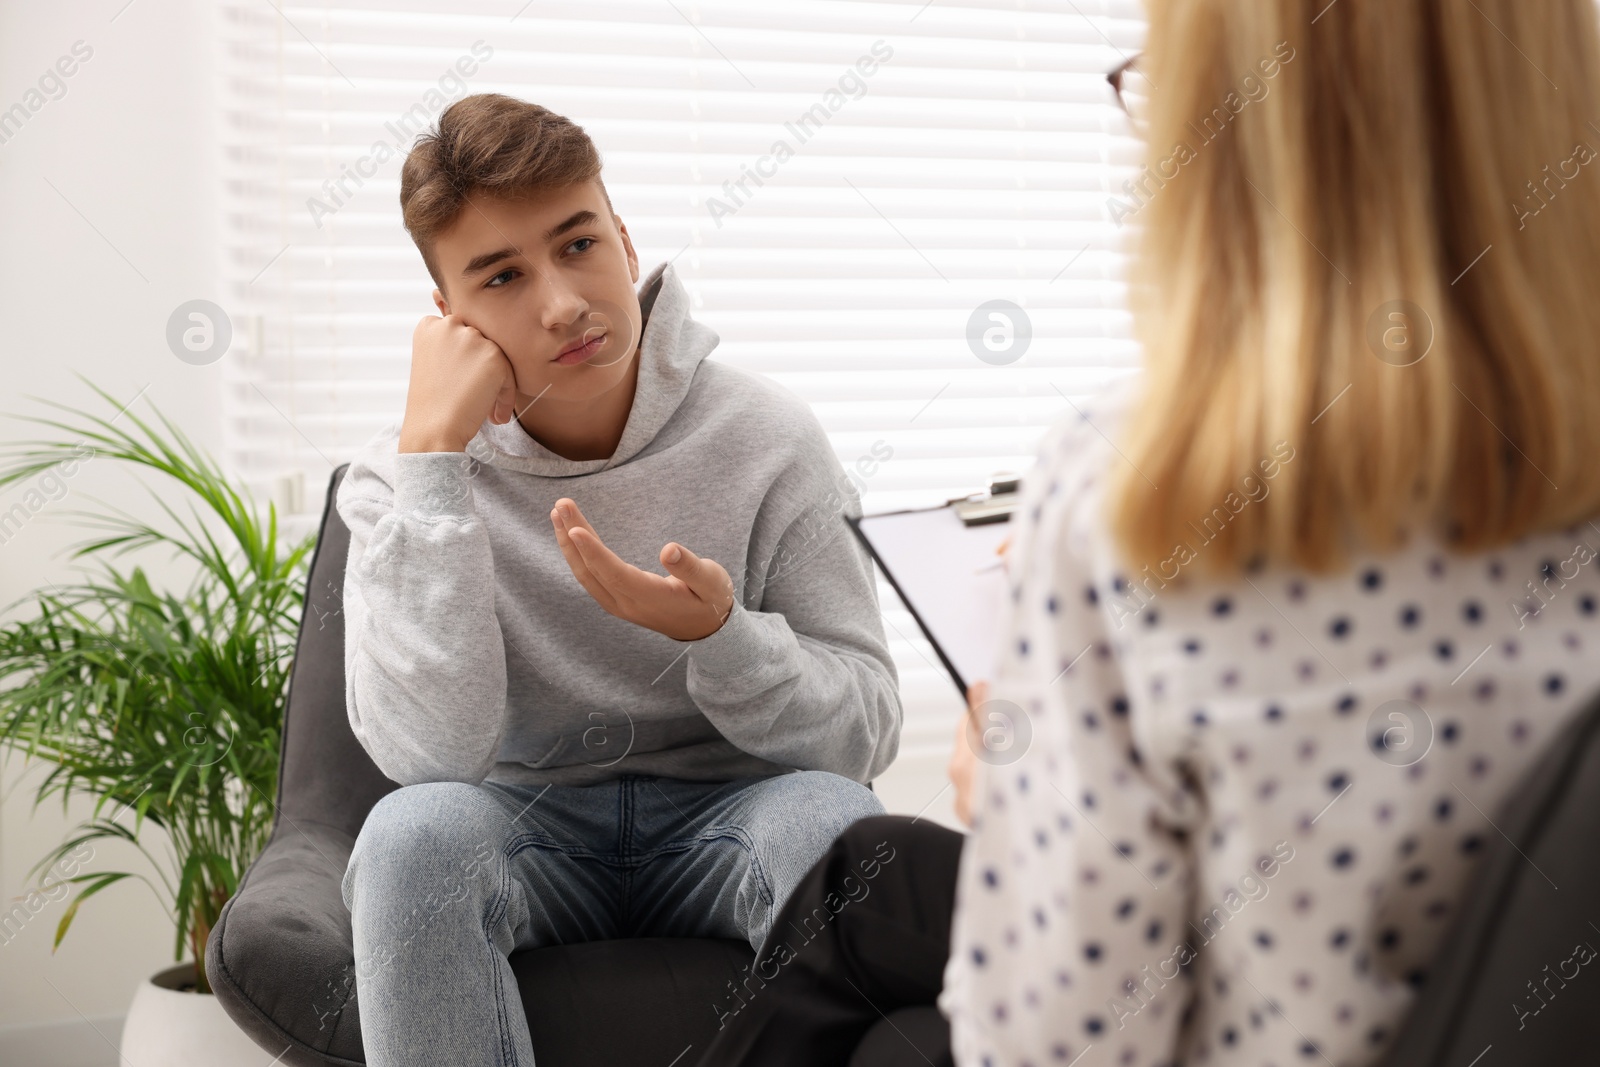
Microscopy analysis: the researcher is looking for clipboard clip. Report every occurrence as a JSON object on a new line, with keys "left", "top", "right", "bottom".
{"left": 945, "top": 472, "right": 1021, "bottom": 527}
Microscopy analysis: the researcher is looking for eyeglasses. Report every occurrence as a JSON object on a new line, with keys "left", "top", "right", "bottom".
{"left": 1106, "top": 52, "right": 1150, "bottom": 136}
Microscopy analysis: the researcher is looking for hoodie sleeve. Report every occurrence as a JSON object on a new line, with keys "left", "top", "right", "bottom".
{"left": 336, "top": 443, "right": 508, "bottom": 787}
{"left": 674, "top": 426, "right": 903, "bottom": 784}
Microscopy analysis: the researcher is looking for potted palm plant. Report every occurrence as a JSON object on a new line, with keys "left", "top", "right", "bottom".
{"left": 0, "top": 377, "right": 314, "bottom": 1062}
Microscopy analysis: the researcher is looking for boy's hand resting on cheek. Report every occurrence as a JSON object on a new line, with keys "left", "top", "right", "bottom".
{"left": 551, "top": 497, "right": 737, "bottom": 641}
{"left": 398, "top": 313, "right": 520, "bottom": 454}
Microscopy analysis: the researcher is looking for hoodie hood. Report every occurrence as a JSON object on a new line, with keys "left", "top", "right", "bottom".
{"left": 466, "top": 259, "right": 718, "bottom": 477}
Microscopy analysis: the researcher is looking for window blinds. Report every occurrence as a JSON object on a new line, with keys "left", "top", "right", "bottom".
{"left": 216, "top": 0, "right": 1146, "bottom": 751}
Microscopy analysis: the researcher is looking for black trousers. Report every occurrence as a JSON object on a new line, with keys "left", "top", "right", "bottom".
{"left": 693, "top": 814, "right": 965, "bottom": 1067}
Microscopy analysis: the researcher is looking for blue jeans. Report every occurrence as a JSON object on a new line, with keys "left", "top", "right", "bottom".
{"left": 339, "top": 770, "right": 885, "bottom": 1067}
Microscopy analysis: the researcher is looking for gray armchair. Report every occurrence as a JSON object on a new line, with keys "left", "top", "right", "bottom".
{"left": 205, "top": 463, "right": 768, "bottom": 1065}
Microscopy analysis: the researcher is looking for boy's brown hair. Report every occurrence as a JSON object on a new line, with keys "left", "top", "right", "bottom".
{"left": 399, "top": 93, "right": 614, "bottom": 292}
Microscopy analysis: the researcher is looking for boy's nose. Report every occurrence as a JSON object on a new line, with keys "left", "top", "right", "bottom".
{"left": 538, "top": 285, "right": 587, "bottom": 331}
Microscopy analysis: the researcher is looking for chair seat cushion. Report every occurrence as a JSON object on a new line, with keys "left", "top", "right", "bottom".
{"left": 512, "top": 937, "right": 756, "bottom": 1065}
{"left": 849, "top": 1005, "right": 953, "bottom": 1067}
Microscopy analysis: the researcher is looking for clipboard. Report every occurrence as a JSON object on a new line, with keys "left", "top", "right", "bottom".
{"left": 846, "top": 474, "right": 1021, "bottom": 698}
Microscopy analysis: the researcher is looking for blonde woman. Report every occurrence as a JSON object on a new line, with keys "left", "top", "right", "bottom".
{"left": 940, "top": 0, "right": 1600, "bottom": 1063}
{"left": 697, "top": 2, "right": 1600, "bottom": 1065}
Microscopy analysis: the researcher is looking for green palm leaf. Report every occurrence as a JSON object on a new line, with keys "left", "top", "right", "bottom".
{"left": 0, "top": 374, "right": 315, "bottom": 994}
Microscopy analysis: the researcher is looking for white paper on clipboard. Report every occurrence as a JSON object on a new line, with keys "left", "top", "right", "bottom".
{"left": 847, "top": 504, "right": 1012, "bottom": 698}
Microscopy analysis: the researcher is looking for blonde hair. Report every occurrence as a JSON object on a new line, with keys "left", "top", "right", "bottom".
{"left": 1109, "top": 0, "right": 1600, "bottom": 579}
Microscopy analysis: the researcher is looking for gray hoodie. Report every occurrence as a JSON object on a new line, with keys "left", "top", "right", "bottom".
{"left": 335, "top": 260, "right": 902, "bottom": 789}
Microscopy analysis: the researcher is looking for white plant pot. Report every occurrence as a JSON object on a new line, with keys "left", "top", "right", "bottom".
{"left": 120, "top": 962, "right": 273, "bottom": 1065}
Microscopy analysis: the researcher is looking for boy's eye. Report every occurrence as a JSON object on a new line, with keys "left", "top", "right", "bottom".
{"left": 486, "top": 268, "right": 517, "bottom": 288}
{"left": 569, "top": 237, "right": 596, "bottom": 254}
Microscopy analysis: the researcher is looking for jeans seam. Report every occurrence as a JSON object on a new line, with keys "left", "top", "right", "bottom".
{"left": 645, "top": 826, "right": 776, "bottom": 910}
{"left": 483, "top": 853, "right": 518, "bottom": 1067}
{"left": 619, "top": 777, "right": 635, "bottom": 929}
{"left": 504, "top": 831, "right": 598, "bottom": 862}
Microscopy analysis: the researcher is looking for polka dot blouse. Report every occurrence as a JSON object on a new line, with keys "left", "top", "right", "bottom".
{"left": 937, "top": 377, "right": 1600, "bottom": 1067}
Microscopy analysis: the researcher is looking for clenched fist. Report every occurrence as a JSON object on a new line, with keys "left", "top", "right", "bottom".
{"left": 399, "top": 314, "right": 520, "bottom": 454}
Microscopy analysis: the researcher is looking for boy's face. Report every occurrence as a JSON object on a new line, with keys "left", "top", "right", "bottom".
{"left": 429, "top": 180, "right": 642, "bottom": 409}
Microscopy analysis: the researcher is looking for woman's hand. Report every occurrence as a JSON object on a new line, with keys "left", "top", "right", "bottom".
{"left": 948, "top": 679, "right": 989, "bottom": 828}
{"left": 950, "top": 533, "right": 1012, "bottom": 824}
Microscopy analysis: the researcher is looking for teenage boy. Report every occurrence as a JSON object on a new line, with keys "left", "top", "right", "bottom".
{"left": 334, "top": 92, "right": 902, "bottom": 1065}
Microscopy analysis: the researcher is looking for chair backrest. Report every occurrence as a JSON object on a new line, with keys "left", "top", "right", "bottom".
{"left": 1375, "top": 684, "right": 1600, "bottom": 1063}
{"left": 272, "top": 463, "right": 399, "bottom": 841}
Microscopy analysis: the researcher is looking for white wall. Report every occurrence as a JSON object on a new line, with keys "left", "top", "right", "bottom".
{"left": 0, "top": 0, "right": 227, "bottom": 1043}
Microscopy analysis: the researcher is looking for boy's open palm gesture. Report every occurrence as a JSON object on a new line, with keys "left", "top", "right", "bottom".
{"left": 550, "top": 497, "right": 736, "bottom": 641}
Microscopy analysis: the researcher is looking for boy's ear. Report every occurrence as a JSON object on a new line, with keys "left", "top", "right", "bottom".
{"left": 617, "top": 216, "right": 639, "bottom": 284}
{"left": 432, "top": 287, "right": 451, "bottom": 317}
